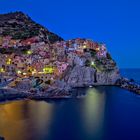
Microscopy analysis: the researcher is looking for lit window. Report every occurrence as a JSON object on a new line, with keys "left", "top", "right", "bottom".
{"left": 6, "top": 58, "right": 12, "bottom": 65}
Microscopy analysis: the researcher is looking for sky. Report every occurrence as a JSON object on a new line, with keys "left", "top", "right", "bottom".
{"left": 0, "top": 0, "right": 140, "bottom": 68}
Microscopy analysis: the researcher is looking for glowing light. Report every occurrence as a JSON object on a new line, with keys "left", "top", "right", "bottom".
{"left": 32, "top": 72, "right": 36, "bottom": 75}
{"left": 27, "top": 50, "right": 32, "bottom": 55}
{"left": 0, "top": 68, "right": 4, "bottom": 73}
{"left": 96, "top": 47, "right": 100, "bottom": 51}
{"left": 23, "top": 73, "right": 27, "bottom": 75}
{"left": 17, "top": 70, "right": 22, "bottom": 74}
{"left": 32, "top": 69, "right": 37, "bottom": 75}
{"left": 83, "top": 45, "right": 87, "bottom": 49}
{"left": 6, "top": 61, "right": 11, "bottom": 65}
{"left": 91, "top": 61, "right": 95, "bottom": 66}
{"left": 38, "top": 72, "right": 44, "bottom": 74}
{"left": 6, "top": 58, "right": 12, "bottom": 65}
{"left": 43, "top": 67, "right": 54, "bottom": 74}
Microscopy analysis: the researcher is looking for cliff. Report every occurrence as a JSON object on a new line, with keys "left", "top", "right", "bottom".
{"left": 64, "top": 66, "right": 120, "bottom": 87}
{"left": 0, "top": 12, "right": 122, "bottom": 98}
{"left": 61, "top": 39, "right": 120, "bottom": 87}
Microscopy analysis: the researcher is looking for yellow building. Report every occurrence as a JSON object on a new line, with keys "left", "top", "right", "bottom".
{"left": 43, "top": 67, "right": 55, "bottom": 74}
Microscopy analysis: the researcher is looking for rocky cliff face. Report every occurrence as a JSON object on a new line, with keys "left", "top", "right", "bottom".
{"left": 0, "top": 12, "right": 63, "bottom": 43}
{"left": 63, "top": 51, "right": 120, "bottom": 87}
{"left": 64, "top": 66, "right": 120, "bottom": 87}
{"left": 58, "top": 38, "right": 121, "bottom": 87}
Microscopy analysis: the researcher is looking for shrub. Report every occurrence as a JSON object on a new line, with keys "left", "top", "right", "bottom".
{"left": 90, "top": 49, "right": 96, "bottom": 57}
{"left": 85, "top": 60, "right": 90, "bottom": 67}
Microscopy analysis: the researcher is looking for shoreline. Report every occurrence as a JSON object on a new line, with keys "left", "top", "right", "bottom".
{"left": 0, "top": 81, "right": 140, "bottom": 104}
{"left": 116, "top": 78, "right": 140, "bottom": 94}
{"left": 0, "top": 86, "right": 72, "bottom": 103}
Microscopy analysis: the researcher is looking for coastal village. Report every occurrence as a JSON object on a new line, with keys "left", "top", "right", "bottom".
{"left": 0, "top": 11, "right": 139, "bottom": 99}
{"left": 0, "top": 34, "right": 116, "bottom": 93}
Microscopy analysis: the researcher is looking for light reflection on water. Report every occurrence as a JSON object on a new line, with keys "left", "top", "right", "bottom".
{"left": 0, "top": 86, "right": 140, "bottom": 140}
{"left": 0, "top": 100, "right": 54, "bottom": 140}
{"left": 82, "top": 88, "right": 106, "bottom": 138}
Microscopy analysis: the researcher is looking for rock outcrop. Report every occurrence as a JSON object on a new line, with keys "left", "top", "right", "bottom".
{"left": 64, "top": 65, "right": 120, "bottom": 87}
{"left": 116, "top": 78, "right": 140, "bottom": 94}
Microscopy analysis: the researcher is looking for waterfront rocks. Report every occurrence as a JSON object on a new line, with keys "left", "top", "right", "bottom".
{"left": 0, "top": 87, "right": 28, "bottom": 101}
{"left": 116, "top": 78, "right": 140, "bottom": 94}
{"left": 14, "top": 79, "right": 32, "bottom": 91}
{"left": 29, "top": 80, "right": 72, "bottom": 99}
{"left": 42, "top": 87, "right": 72, "bottom": 98}
{"left": 0, "top": 84, "right": 71, "bottom": 101}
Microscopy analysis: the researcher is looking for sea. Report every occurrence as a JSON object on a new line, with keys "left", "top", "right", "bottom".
{"left": 0, "top": 69, "right": 140, "bottom": 140}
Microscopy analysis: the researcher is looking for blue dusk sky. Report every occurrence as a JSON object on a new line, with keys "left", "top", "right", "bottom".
{"left": 0, "top": 0, "right": 140, "bottom": 68}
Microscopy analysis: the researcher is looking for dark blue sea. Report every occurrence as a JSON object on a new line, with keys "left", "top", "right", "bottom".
{"left": 0, "top": 69, "right": 140, "bottom": 140}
